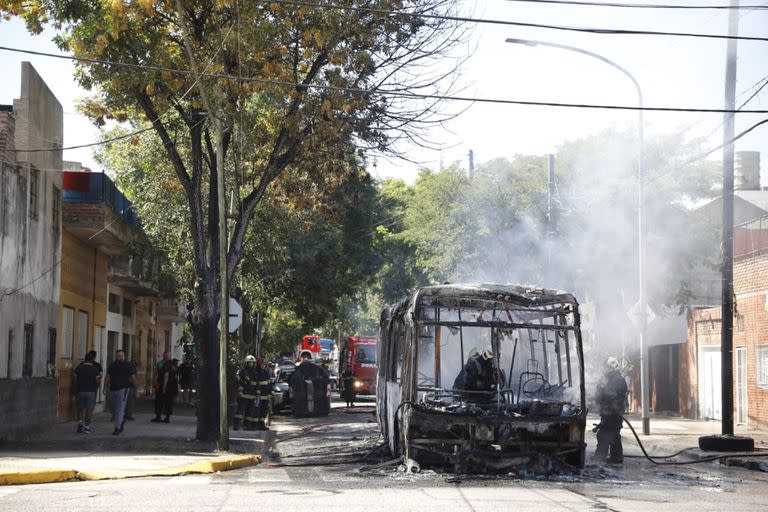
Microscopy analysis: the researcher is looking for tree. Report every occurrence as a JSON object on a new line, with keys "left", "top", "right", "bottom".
{"left": 5, "top": 0, "right": 465, "bottom": 443}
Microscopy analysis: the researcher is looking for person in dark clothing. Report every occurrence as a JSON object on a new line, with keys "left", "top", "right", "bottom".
{"left": 340, "top": 368, "right": 356, "bottom": 407}
{"left": 253, "top": 357, "right": 272, "bottom": 431}
{"left": 73, "top": 350, "right": 102, "bottom": 433}
{"left": 178, "top": 357, "right": 196, "bottom": 406}
{"left": 453, "top": 347, "right": 503, "bottom": 399}
{"left": 105, "top": 350, "right": 136, "bottom": 435}
{"left": 593, "top": 357, "right": 628, "bottom": 464}
{"left": 153, "top": 351, "right": 172, "bottom": 420}
{"left": 152, "top": 359, "right": 179, "bottom": 423}
{"left": 234, "top": 355, "right": 260, "bottom": 430}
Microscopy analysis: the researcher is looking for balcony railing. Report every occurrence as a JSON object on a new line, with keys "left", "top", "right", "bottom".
{"left": 62, "top": 171, "right": 138, "bottom": 229}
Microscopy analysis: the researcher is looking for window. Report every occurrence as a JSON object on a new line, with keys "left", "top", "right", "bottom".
{"left": 76, "top": 311, "right": 88, "bottom": 361}
{"left": 108, "top": 293, "right": 120, "bottom": 314}
{"left": 6, "top": 329, "right": 13, "bottom": 378}
{"left": 737, "top": 315, "right": 745, "bottom": 333}
{"left": 122, "top": 298, "right": 132, "bottom": 318}
{"left": 52, "top": 185, "right": 60, "bottom": 233}
{"left": 758, "top": 346, "right": 768, "bottom": 388}
{"left": 23, "top": 323, "right": 33, "bottom": 377}
{"left": 47, "top": 328, "right": 57, "bottom": 377}
{"left": 61, "top": 307, "right": 74, "bottom": 358}
{"left": 29, "top": 168, "right": 39, "bottom": 220}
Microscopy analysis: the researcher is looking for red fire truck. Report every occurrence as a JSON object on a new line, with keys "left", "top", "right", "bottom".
{"left": 339, "top": 336, "right": 378, "bottom": 395}
{"left": 297, "top": 335, "right": 321, "bottom": 358}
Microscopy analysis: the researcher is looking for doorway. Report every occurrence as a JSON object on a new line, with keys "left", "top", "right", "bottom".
{"left": 699, "top": 347, "right": 722, "bottom": 420}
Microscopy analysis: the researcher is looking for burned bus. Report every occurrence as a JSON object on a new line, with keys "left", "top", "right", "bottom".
{"left": 377, "top": 284, "right": 586, "bottom": 473}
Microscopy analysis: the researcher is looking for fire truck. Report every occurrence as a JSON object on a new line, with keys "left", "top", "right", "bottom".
{"left": 297, "top": 335, "right": 321, "bottom": 358}
{"left": 339, "top": 335, "right": 378, "bottom": 395}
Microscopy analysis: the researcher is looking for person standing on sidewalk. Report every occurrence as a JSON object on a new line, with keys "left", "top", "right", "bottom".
{"left": 178, "top": 356, "right": 196, "bottom": 406}
{"left": 233, "top": 355, "right": 259, "bottom": 430}
{"left": 105, "top": 349, "right": 136, "bottom": 436}
{"left": 153, "top": 350, "right": 172, "bottom": 420}
{"left": 593, "top": 357, "right": 628, "bottom": 464}
{"left": 123, "top": 355, "right": 139, "bottom": 421}
{"left": 254, "top": 357, "right": 272, "bottom": 431}
{"left": 152, "top": 359, "right": 180, "bottom": 423}
{"left": 73, "top": 350, "right": 102, "bottom": 433}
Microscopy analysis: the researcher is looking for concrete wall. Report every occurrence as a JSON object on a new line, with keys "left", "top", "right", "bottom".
{"left": 0, "top": 378, "right": 58, "bottom": 442}
{"left": 0, "top": 63, "right": 63, "bottom": 435}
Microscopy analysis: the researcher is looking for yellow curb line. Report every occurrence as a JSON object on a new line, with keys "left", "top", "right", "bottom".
{"left": 0, "top": 470, "right": 78, "bottom": 486}
{"left": 0, "top": 455, "right": 260, "bottom": 485}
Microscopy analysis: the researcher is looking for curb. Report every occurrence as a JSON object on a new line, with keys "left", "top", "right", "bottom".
{"left": 0, "top": 454, "right": 260, "bottom": 486}
{"left": 0, "top": 470, "right": 79, "bottom": 486}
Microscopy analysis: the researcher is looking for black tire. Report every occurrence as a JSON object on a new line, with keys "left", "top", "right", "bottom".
{"left": 698, "top": 435, "right": 755, "bottom": 452}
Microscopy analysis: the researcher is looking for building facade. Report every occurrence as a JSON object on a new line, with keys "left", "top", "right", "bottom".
{"left": 0, "top": 63, "right": 63, "bottom": 440}
{"left": 682, "top": 215, "right": 768, "bottom": 429}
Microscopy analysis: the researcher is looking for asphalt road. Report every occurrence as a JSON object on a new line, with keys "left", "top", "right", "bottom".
{"left": 3, "top": 397, "right": 768, "bottom": 511}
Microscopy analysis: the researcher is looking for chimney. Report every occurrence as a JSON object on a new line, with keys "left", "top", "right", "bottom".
{"left": 734, "top": 151, "right": 760, "bottom": 191}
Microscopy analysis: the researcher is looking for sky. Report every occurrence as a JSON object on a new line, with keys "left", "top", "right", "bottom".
{"left": 0, "top": 1, "right": 766, "bottom": 184}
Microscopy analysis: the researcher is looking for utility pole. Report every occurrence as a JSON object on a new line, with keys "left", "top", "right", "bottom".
{"left": 720, "top": 0, "right": 739, "bottom": 439}
{"left": 699, "top": 0, "right": 753, "bottom": 453}
{"left": 468, "top": 149, "right": 475, "bottom": 178}
{"left": 175, "top": 0, "right": 228, "bottom": 450}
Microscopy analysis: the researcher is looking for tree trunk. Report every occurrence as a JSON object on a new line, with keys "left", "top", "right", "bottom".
{"left": 194, "top": 300, "right": 221, "bottom": 442}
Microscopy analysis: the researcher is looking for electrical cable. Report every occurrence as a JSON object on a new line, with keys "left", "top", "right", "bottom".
{"left": 621, "top": 415, "right": 768, "bottom": 465}
{"left": 505, "top": 0, "right": 768, "bottom": 10}
{"left": 2, "top": 45, "right": 768, "bottom": 156}
{"left": 2, "top": 19, "right": 235, "bottom": 154}
{"left": 257, "top": 0, "right": 768, "bottom": 42}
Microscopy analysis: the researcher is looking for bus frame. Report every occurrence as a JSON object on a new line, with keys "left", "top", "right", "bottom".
{"left": 377, "top": 283, "right": 587, "bottom": 473}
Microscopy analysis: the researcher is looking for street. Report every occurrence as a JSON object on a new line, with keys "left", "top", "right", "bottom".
{"left": 2, "top": 397, "right": 767, "bottom": 512}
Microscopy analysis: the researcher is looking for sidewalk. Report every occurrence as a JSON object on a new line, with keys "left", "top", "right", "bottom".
{"left": 594, "top": 413, "right": 768, "bottom": 471}
{"left": 0, "top": 399, "right": 267, "bottom": 485}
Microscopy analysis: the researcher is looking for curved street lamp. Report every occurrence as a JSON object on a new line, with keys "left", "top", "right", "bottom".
{"left": 505, "top": 38, "right": 650, "bottom": 435}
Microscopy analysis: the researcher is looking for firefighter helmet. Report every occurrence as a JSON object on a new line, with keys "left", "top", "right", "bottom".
{"left": 244, "top": 355, "right": 257, "bottom": 363}
{"left": 606, "top": 356, "right": 620, "bottom": 370}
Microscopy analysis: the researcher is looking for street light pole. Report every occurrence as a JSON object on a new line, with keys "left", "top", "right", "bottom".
{"left": 506, "top": 38, "right": 650, "bottom": 434}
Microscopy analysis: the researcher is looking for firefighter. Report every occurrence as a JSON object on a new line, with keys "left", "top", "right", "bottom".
{"left": 453, "top": 347, "right": 500, "bottom": 393}
{"left": 234, "top": 355, "right": 259, "bottom": 430}
{"left": 593, "top": 356, "right": 628, "bottom": 464}
{"left": 253, "top": 356, "right": 272, "bottom": 431}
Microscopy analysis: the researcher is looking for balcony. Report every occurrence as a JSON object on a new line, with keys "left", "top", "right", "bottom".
{"left": 62, "top": 171, "right": 138, "bottom": 254}
{"left": 157, "top": 298, "right": 186, "bottom": 322}
{"left": 109, "top": 254, "right": 160, "bottom": 297}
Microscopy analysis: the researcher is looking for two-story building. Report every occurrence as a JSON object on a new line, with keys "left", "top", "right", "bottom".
{"left": 0, "top": 62, "right": 63, "bottom": 440}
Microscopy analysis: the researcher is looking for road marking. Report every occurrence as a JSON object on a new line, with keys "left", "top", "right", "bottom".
{"left": 247, "top": 468, "right": 291, "bottom": 483}
{"left": 0, "top": 488, "right": 20, "bottom": 497}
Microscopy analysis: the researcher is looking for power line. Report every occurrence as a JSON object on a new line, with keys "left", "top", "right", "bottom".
{"left": 257, "top": 0, "right": 768, "bottom": 42}
{"left": 2, "top": 20, "right": 235, "bottom": 154}
{"left": 2, "top": 45, "right": 768, "bottom": 153}
{"left": 505, "top": 0, "right": 768, "bottom": 10}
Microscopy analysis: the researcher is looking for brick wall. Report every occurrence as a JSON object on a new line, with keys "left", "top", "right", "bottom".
{"left": 0, "top": 377, "right": 57, "bottom": 442}
{"left": 733, "top": 252, "right": 768, "bottom": 428}
{"left": 683, "top": 252, "right": 768, "bottom": 428}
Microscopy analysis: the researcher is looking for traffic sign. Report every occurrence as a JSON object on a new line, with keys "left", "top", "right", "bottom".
{"left": 217, "top": 297, "right": 243, "bottom": 333}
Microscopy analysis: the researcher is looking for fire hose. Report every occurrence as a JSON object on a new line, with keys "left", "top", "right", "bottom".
{"left": 621, "top": 415, "right": 768, "bottom": 466}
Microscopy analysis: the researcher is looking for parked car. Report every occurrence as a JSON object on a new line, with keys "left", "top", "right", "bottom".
{"left": 272, "top": 363, "right": 296, "bottom": 411}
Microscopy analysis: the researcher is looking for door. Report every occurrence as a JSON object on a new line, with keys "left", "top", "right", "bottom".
{"left": 699, "top": 347, "right": 722, "bottom": 420}
{"left": 736, "top": 347, "right": 748, "bottom": 425}
{"left": 94, "top": 326, "right": 105, "bottom": 403}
